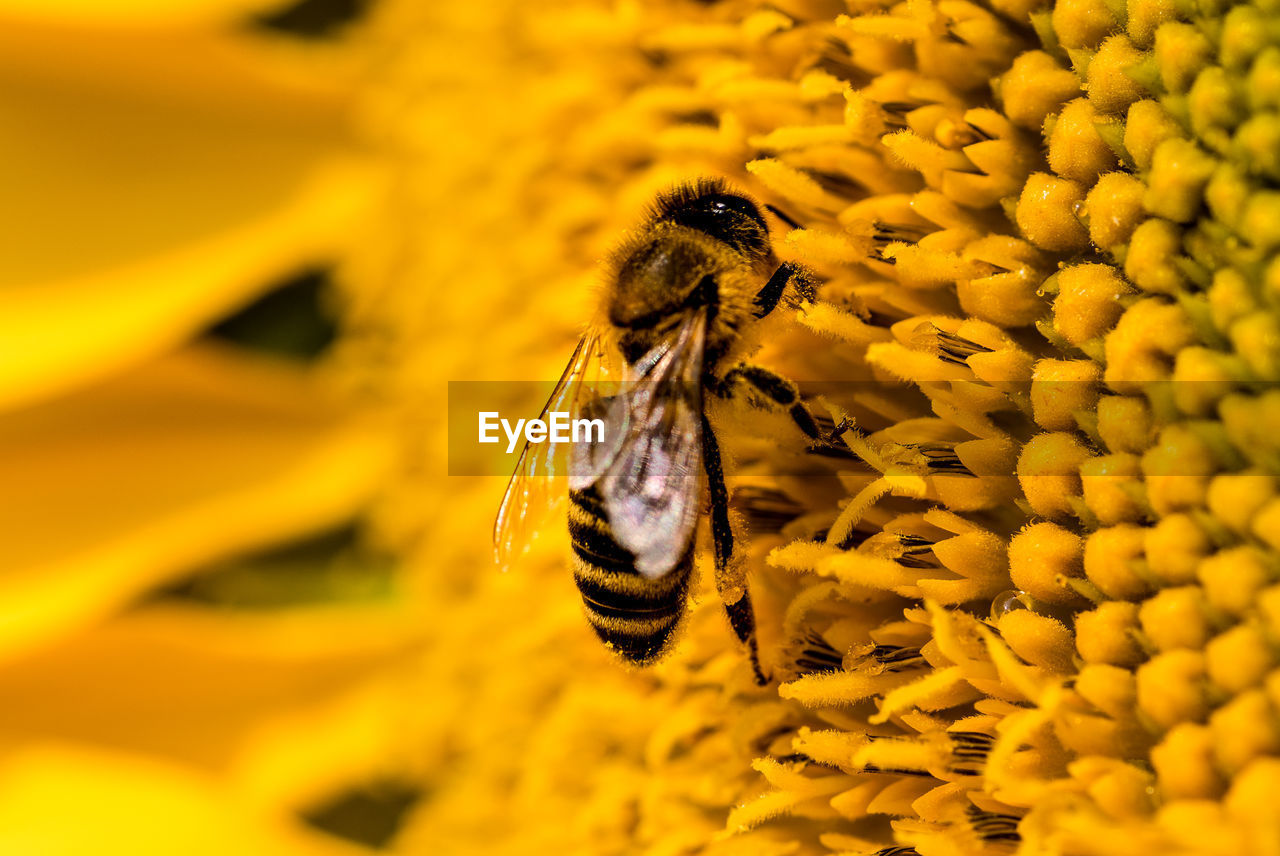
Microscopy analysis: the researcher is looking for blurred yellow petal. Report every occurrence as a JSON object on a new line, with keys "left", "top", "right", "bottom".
{"left": 0, "top": 603, "right": 414, "bottom": 807}
{"left": 0, "top": 16, "right": 359, "bottom": 104}
{"left": 0, "top": 0, "right": 297, "bottom": 28}
{"left": 0, "top": 344, "right": 393, "bottom": 660}
{"left": 0, "top": 21, "right": 377, "bottom": 409}
{"left": 0, "top": 745, "right": 371, "bottom": 856}
{"left": 233, "top": 669, "right": 413, "bottom": 811}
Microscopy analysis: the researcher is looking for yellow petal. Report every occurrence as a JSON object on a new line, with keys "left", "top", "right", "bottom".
{"left": 0, "top": 603, "right": 415, "bottom": 811}
{"left": 0, "top": 0, "right": 298, "bottom": 29}
{"left": 0, "top": 744, "right": 371, "bottom": 856}
{"left": 0, "top": 344, "right": 393, "bottom": 660}
{"left": 0, "top": 21, "right": 377, "bottom": 409}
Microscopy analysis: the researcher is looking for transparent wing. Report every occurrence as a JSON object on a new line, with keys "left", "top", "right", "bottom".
{"left": 493, "top": 332, "right": 612, "bottom": 568}
{"left": 586, "top": 310, "right": 708, "bottom": 579}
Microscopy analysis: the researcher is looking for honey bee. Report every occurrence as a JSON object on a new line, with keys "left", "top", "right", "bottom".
{"left": 494, "top": 178, "right": 838, "bottom": 683}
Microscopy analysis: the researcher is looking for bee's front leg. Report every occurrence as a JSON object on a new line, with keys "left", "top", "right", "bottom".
{"left": 701, "top": 413, "right": 769, "bottom": 686}
{"left": 718, "top": 364, "right": 855, "bottom": 459}
{"left": 752, "top": 261, "right": 814, "bottom": 318}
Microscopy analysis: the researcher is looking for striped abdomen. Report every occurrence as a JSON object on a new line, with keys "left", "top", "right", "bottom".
{"left": 567, "top": 484, "right": 693, "bottom": 665}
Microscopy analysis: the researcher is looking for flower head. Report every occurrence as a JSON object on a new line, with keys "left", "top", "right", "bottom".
{"left": 4, "top": 0, "right": 1279, "bottom": 853}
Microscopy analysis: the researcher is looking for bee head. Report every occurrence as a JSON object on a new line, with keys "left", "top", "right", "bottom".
{"left": 607, "top": 181, "right": 774, "bottom": 367}
{"left": 649, "top": 180, "right": 771, "bottom": 261}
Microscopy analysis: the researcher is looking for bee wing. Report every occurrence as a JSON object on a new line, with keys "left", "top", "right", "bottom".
{"left": 594, "top": 310, "right": 708, "bottom": 579}
{"left": 493, "top": 332, "right": 612, "bottom": 568}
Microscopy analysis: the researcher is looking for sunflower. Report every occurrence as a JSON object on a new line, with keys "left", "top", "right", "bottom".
{"left": 4, "top": 0, "right": 1278, "bottom": 853}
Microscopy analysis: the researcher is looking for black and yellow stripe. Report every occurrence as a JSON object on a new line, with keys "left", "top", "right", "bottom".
{"left": 567, "top": 484, "right": 692, "bottom": 665}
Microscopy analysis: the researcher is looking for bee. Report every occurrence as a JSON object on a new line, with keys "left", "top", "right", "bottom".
{"left": 494, "top": 178, "right": 839, "bottom": 683}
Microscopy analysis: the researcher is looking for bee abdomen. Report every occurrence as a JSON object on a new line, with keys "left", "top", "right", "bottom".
{"left": 569, "top": 487, "right": 693, "bottom": 665}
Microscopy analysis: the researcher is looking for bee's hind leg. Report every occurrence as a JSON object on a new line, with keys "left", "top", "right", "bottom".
{"left": 701, "top": 414, "right": 769, "bottom": 686}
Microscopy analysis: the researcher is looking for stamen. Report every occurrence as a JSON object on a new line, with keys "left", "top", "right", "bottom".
{"left": 905, "top": 443, "right": 975, "bottom": 475}
{"left": 793, "top": 630, "right": 844, "bottom": 674}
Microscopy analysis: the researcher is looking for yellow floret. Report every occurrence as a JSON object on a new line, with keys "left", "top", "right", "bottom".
{"left": 1009, "top": 522, "right": 1086, "bottom": 604}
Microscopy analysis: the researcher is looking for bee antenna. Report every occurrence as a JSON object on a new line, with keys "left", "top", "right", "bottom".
{"left": 765, "top": 204, "right": 803, "bottom": 230}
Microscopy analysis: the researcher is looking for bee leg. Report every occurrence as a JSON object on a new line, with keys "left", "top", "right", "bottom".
{"left": 719, "top": 364, "right": 856, "bottom": 459}
{"left": 752, "top": 261, "right": 814, "bottom": 318}
{"left": 701, "top": 413, "right": 769, "bottom": 686}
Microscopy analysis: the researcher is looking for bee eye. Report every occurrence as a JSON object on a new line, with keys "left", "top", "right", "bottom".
{"left": 668, "top": 193, "right": 769, "bottom": 256}
{"left": 704, "top": 195, "right": 762, "bottom": 223}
